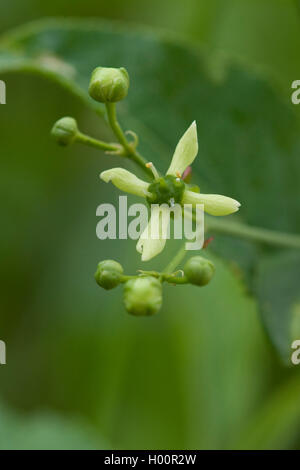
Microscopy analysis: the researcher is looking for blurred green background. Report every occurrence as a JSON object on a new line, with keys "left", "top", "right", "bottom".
{"left": 1, "top": 0, "right": 300, "bottom": 450}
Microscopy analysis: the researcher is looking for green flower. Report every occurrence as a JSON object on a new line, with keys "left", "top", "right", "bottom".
{"left": 100, "top": 121, "right": 240, "bottom": 261}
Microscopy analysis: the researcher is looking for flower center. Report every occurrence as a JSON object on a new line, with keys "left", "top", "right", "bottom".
{"left": 146, "top": 175, "right": 185, "bottom": 206}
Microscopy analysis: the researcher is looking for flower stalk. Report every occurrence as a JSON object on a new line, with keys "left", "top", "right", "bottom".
{"left": 105, "top": 102, "right": 152, "bottom": 178}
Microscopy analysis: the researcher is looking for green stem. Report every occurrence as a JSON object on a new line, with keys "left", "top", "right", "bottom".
{"left": 162, "top": 212, "right": 300, "bottom": 279}
{"left": 121, "top": 270, "right": 188, "bottom": 285}
{"left": 206, "top": 218, "right": 300, "bottom": 250}
{"left": 163, "top": 273, "right": 189, "bottom": 284}
{"left": 120, "top": 275, "right": 137, "bottom": 283}
{"left": 164, "top": 244, "right": 188, "bottom": 273}
{"left": 105, "top": 102, "right": 153, "bottom": 179}
{"left": 76, "top": 132, "right": 120, "bottom": 153}
{"left": 105, "top": 102, "right": 131, "bottom": 150}
{"left": 138, "top": 269, "right": 188, "bottom": 284}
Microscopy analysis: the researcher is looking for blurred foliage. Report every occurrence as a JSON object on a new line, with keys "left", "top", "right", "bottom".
{"left": 0, "top": 0, "right": 300, "bottom": 451}
{"left": 1, "top": 0, "right": 300, "bottom": 95}
{"left": 0, "top": 401, "right": 106, "bottom": 449}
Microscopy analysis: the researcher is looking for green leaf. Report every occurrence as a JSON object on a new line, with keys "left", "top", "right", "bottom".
{"left": 255, "top": 251, "right": 300, "bottom": 362}
{"left": 0, "top": 19, "right": 299, "bottom": 359}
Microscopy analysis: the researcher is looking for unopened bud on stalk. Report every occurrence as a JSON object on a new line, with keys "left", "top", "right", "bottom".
{"left": 89, "top": 67, "right": 129, "bottom": 103}
{"left": 51, "top": 117, "right": 78, "bottom": 146}
{"left": 95, "top": 259, "right": 124, "bottom": 290}
{"left": 123, "top": 276, "right": 162, "bottom": 316}
{"left": 184, "top": 256, "right": 215, "bottom": 286}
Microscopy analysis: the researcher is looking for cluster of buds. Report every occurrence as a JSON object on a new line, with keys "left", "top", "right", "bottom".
{"left": 95, "top": 257, "right": 215, "bottom": 316}
{"left": 51, "top": 67, "right": 131, "bottom": 149}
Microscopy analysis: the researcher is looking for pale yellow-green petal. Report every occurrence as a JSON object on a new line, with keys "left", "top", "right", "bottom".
{"left": 183, "top": 190, "right": 241, "bottom": 216}
{"left": 136, "top": 232, "right": 167, "bottom": 262}
{"left": 100, "top": 168, "right": 149, "bottom": 198}
{"left": 166, "top": 121, "right": 198, "bottom": 176}
{"left": 136, "top": 206, "right": 170, "bottom": 261}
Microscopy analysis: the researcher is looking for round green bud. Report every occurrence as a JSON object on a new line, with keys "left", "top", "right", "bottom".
{"left": 95, "top": 259, "right": 124, "bottom": 290}
{"left": 51, "top": 117, "right": 78, "bottom": 146}
{"left": 184, "top": 256, "right": 215, "bottom": 286}
{"left": 123, "top": 277, "right": 162, "bottom": 316}
{"left": 89, "top": 67, "right": 129, "bottom": 103}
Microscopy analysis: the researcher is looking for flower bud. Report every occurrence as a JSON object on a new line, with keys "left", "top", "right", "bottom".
{"left": 184, "top": 256, "right": 215, "bottom": 286}
{"left": 123, "top": 277, "right": 162, "bottom": 316}
{"left": 95, "top": 259, "right": 124, "bottom": 290}
{"left": 51, "top": 117, "right": 78, "bottom": 146}
{"left": 89, "top": 67, "right": 129, "bottom": 103}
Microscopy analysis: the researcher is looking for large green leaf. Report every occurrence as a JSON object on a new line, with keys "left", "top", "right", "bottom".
{"left": 0, "top": 19, "right": 299, "bottom": 358}
{"left": 255, "top": 251, "right": 300, "bottom": 360}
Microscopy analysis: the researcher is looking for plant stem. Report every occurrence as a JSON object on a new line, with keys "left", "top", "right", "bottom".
{"left": 164, "top": 244, "right": 188, "bottom": 273}
{"left": 76, "top": 132, "right": 120, "bottom": 152}
{"left": 163, "top": 273, "right": 189, "bottom": 284}
{"left": 206, "top": 218, "right": 300, "bottom": 250}
{"left": 121, "top": 271, "right": 188, "bottom": 285}
{"left": 105, "top": 102, "right": 131, "bottom": 150}
{"left": 163, "top": 214, "right": 300, "bottom": 278}
{"left": 105, "top": 102, "right": 153, "bottom": 179}
{"left": 120, "top": 275, "right": 137, "bottom": 283}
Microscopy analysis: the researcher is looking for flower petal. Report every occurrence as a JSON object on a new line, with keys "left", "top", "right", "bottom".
{"left": 166, "top": 121, "right": 198, "bottom": 176}
{"left": 100, "top": 168, "right": 149, "bottom": 198}
{"left": 136, "top": 206, "right": 170, "bottom": 261}
{"left": 183, "top": 190, "right": 241, "bottom": 216}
